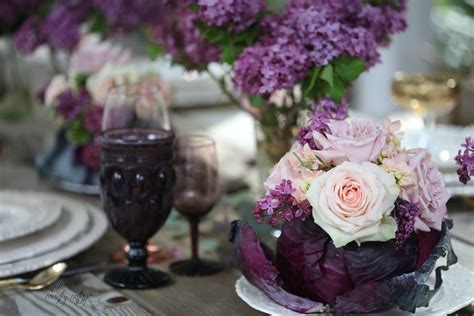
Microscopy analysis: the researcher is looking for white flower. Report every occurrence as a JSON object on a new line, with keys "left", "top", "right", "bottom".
{"left": 70, "top": 34, "right": 130, "bottom": 76}
{"left": 44, "top": 75, "right": 69, "bottom": 106}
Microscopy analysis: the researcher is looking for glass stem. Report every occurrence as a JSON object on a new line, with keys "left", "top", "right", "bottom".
{"left": 189, "top": 217, "right": 200, "bottom": 261}
{"left": 422, "top": 112, "right": 437, "bottom": 149}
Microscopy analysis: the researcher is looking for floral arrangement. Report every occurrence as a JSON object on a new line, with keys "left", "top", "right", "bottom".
{"left": 151, "top": 0, "right": 407, "bottom": 128}
{"left": 230, "top": 103, "right": 457, "bottom": 314}
{"left": 40, "top": 34, "right": 170, "bottom": 172}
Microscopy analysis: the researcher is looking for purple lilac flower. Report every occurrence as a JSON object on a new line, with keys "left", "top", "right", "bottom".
{"left": 82, "top": 106, "right": 104, "bottom": 134}
{"left": 455, "top": 137, "right": 474, "bottom": 185}
{"left": 253, "top": 179, "right": 312, "bottom": 226}
{"left": 95, "top": 0, "right": 163, "bottom": 33}
{"left": 352, "top": 1, "right": 407, "bottom": 46}
{"left": 55, "top": 88, "right": 91, "bottom": 121}
{"left": 233, "top": 40, "right": 309, "bottom": 96}
{"left": 296, "top": 97, "right": 349, "bottom": 149}
{"left": 152, "top": 5, "right": 220, "bottom": 70}
{"left": 198, "top": 0, "right": 265, "bottom": 33}
{"left": 393, "top": 199, "right": 419, "bottom": 248}
{"left": 42, "top": 5, "right": 81, "bottom": 51}
{"left": 14, "top": 16, "right": 44, "bottom": 53}
{"left": 78, "top": 140, "right": 101, "bottom": 171}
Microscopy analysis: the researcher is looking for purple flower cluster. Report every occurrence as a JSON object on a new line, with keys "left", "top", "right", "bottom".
{"left": 78, "top": 140, "right": 101, "bottom": 171}
{"left": 198, "top": 0, "right": 265, "bottom": 33}
{"left": 233, "top": 40, "right": 309, "bottom": 96}
{"left": 55, "top": 89, "right": 91, "bottom": 121}
{"left": 393, "top": 199, "right": 419, "bottom": 248}
{"left": 455, "top": 137, "right": 474, "bottom": 185}
{"left": 253, "top": 179, "right": 312, "bottom": 226}
{"left": 13, "top": 16, "right": 43, "bottom": 53}
{"left": 0, "top": 0, "right": 44, "bottom": 34}
{"left": 153, "top": 5, "right": 220, "bottom": 70}
{"left": 233, "top": 0, "right": 407, "bottom": 96}
{"left": 296, "top": 97, "right": 348, "bottom": 149}
{"left": 94, "top": 0, "right": 163, "bottom": 33}
{"left": 14, "top": 0, "right": 94, "bottom": 53}
{"left": 82, "top": 106, "right": 104, "bottom": 134}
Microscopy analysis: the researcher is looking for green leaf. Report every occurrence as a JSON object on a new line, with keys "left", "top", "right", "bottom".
{"left": 189, "top": 3, "right": 200, "bottom": 12}
{"left": 147, "top": 42, "right": 163, "bottom": 61}
{"left": 334, "top": 56, "right": 365, "bottom": 83}
{"left": 89, "top": 13, "right": 108, "bottom": 34}
{"left": 222, "top": 44, "right": 235, "bottom": 64}
{"left": 206, "top": 27, "right": 225, "bottom": 44}
{"left": 74, "top": 74, "right": 88, "bottom": 87}
{"left": 302, "top": 67, "right": 321, "bottom": 98}
{"left": 328, "top": 75, "right": 344, "bottom": 103}
{"left": 247, "top": 95, "right": 265, "bottom": 108}
{"left": 320, "top": 65, "right": 334, "bottom": 87}
{"left": 66, "top": 119, "right": 92, "bottom": 145}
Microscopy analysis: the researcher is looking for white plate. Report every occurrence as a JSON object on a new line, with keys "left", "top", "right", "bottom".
{"left": 0, "top": 192, "right": 107, "bottom": 277}
{"left": 0, "top": 192, "right": 90, "bottom": 265}
{"left": 236, "top": 264, "right": 474, "bottom": 315}
{"left": 0, "top": 194, "right": 62, "bottom": 242}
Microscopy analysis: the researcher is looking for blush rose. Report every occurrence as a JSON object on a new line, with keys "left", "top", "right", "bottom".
{"left": 306, "top": 161, "right": 399, "bottom": 247}
{"left": 400, "top": 148, "right": 450, "bottom": 231}
{"left": 313, "top": 118, "right": 386, "bottom": 165}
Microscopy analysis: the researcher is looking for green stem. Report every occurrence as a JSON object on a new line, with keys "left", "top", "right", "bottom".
{"left": 205, "top": 67, "right": 259, "bottom": 119}
{"left": 205, "top": 67, "right": 238, "bottom": 104}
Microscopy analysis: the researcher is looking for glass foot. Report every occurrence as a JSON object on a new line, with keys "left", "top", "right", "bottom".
{"left": 170, "top": 258, "right": 223, "bottom": 277}
{"left": 104, "top": 267, "right": 172, "bottom": 289}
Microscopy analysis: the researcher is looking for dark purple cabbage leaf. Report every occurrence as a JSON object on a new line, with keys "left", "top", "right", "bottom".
{"left": 228, "top": 220, "right": 328, "bottom": 313}
{"left": 230, "top": 219, "right": 457, "bottom": 314}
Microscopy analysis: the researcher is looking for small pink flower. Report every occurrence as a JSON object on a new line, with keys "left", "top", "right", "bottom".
{"left": 313, "top": 118, "right": 386, "bottom": 165}
{"left": 381, "top": 152, "right": 415, "bottom": 187}
{"left": 400, "top": 148, "right": 450, "bottom": 232}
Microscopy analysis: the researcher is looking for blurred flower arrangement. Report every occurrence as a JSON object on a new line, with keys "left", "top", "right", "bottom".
{"left": 39, "top": 34, "right": 170, "bottom": 174}
{"left": 230, "top": 107, "right": 456, "bottom": 314}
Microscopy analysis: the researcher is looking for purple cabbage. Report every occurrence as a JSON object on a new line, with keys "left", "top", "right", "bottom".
{"left": 229, "top": 219, "right": 457, "bottom": 314}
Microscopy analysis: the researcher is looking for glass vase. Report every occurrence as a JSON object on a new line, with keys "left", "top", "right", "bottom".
{"left": 255, "top": 121, "right": 297, "bottom": 194}
{"left": 0, "top": 38, "right": 32, "bottom": 121}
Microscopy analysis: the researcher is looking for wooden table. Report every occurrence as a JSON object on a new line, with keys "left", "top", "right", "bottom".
{"left": 0, "top": 160, "right": 473, "bottom": 315}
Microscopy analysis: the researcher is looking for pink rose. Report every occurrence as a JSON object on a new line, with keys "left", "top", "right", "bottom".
{"left": 264, "top": 144, "right": 321, "bottom": 202}
{"left": 400, "top": 148, "right": 450, "bottom": 231}
{"left": 313, "top": 118, "right": 386, "bottom": 165}
{"left": 307, "top": 161, "right": 399, "bottom": 247}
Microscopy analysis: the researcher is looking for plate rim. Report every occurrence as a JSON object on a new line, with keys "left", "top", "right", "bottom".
{"left": 0, "top": 191, "right": 108, "bottom": 277}
{"left": 0, "top": 195, "right": 62, "bottom": 242}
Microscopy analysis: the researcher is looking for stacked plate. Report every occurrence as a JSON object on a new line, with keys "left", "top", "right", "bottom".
{"left": 0, "top": 191, "right": 107, "bottom": 277}
{"left": 401, "top": 124, "right": 474, "bottom": 197}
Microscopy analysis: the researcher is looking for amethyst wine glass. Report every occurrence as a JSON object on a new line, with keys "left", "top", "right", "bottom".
{"left": 100, "top": 83, "right": 174, "bottom": 289}
{"left": 170, "top": 135, "right": 223, "bottom": 276}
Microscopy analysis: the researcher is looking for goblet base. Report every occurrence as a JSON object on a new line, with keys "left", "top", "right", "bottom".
{"left": 104, "top": 267, "right": 172, "bottom": 289}
{"left": 170, "top": 258, "right": 223, "bottom": 277}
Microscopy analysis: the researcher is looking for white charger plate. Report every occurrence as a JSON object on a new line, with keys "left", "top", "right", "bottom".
{"left": 0, "top": 191, "right": 90, "bottom": 264}
{"left": 0, "top": 194, "right": 62, "bottom": 242}
{"left": 235, "top": 264, "right": 474, "bottom": 316}
{"left": 0, "top": 192, "right": 107, "bottom": 277}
